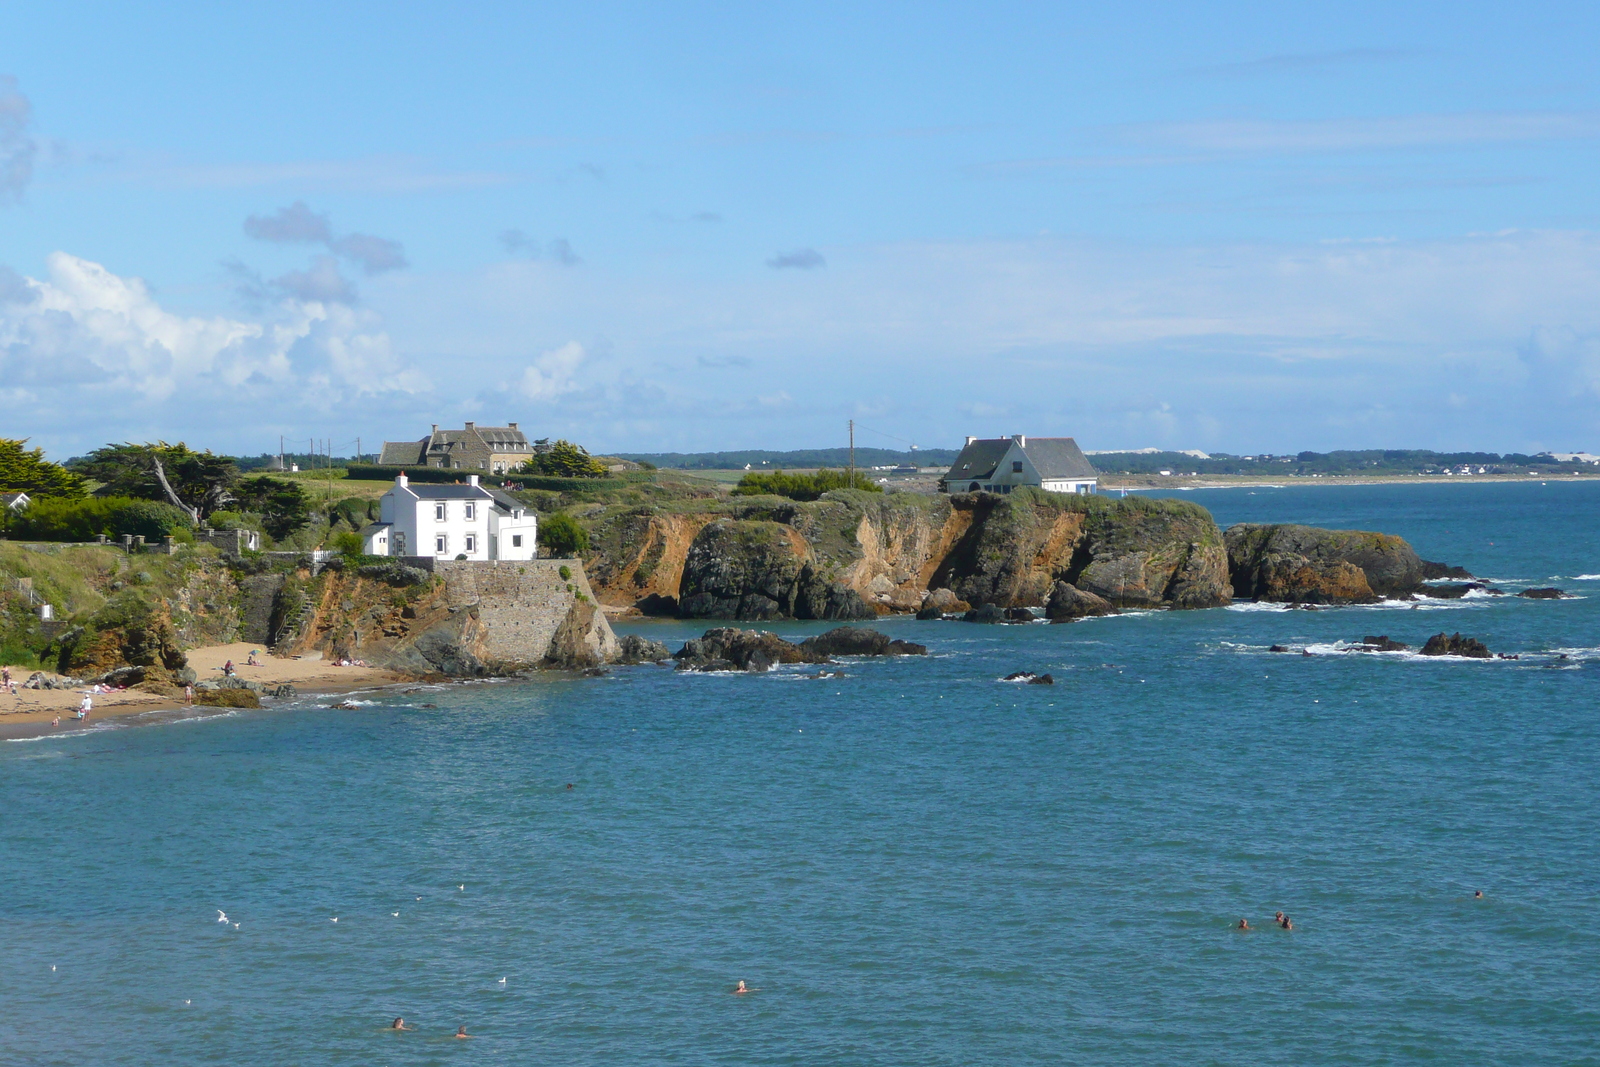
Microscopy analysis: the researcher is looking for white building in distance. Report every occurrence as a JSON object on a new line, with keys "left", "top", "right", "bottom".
{"left": 361, "top": 473, "right": 539, "bottom": 561}
{"left": 940, "top": 435, "right": 1098, "bottom": 495}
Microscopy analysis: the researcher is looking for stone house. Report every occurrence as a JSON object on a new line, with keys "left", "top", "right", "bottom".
{"left": 940, "top": 435, "right": 1098, "bottom": 495}
{"left": 379, "top": 422, "right": 536, "bottom": 474}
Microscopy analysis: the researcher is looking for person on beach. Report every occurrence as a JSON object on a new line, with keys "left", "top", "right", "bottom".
{"left": 454, "top": 1026, "right": 471, "bottom": 1039}
{"left": 247, "top": 650, "right": 260, "bottom": 666}
{"left": 184, "top": 684, "right": 194, "bottom": 705}
{"left": 222, "top": 660, "right": 235, "bottom": 677}
{"left": 78, "top": 694, "right": 92, "bottom": 720}
{"left": 51, "top": 713, "right": 60, "bottom": 728}
{"left": 389, "top": 1018, "right": 411, "bottom": 1030}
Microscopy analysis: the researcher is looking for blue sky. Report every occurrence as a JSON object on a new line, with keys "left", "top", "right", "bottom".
{"left": 4, "top": 1, "right": 1600, "bottom": 459}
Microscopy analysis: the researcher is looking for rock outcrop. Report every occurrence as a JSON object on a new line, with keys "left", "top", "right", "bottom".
{"left": 1420, "top": 632, "right": 1491, "bottom": 658}
{"left": 1355, "top": 635, "right": 1410, "bottom": 652}
{"left": 1045, "top": 581, "right": 1118, "bottom": 621}
{"left": 1225, "top": 524, "right": 1431, "bottom": 604}
{"left": 1517, "top": 587, "right": 1567, "bottom": 599}
{"left": 673, "top": 628, "right": 821, "bottom": 672}
{"left": 797, "top": 627, "right": 926, "bottom": 658}
{"left": 916, "top": 587, "right": 969, "bottom": 619}
{"left": 615, "top": 634, "right": 671, "bottom": 663}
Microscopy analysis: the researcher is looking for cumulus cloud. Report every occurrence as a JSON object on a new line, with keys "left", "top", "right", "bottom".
{"left": 767, "top": 248, "right": 826, "bottom": 270}
{"left": 515, "top": 341, "right": 588, "bottom": 401}
{"left": 0, "top": 252, "right": 425, "bottom": 413}
{"left": 243, "top": 201, "right": 408, "bottom": 280}
{"left": 0, "top": 75, "right": 36, "bottom": 204}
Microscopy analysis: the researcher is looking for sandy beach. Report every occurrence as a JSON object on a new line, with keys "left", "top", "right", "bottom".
{"left": 0, "top": 642, "right": 405, "bottom": 740}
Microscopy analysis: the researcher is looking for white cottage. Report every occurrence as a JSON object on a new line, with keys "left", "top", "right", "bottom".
{"left": 940, "top": 435, "right": 1098, "bottom": 495}
{"left": 361, "top": 473, "right": 539, "bottom": 561}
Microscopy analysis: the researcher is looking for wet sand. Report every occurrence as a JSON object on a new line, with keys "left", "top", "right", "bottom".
{"left": 0, "top": 643, "right": 405, "bottom": 740}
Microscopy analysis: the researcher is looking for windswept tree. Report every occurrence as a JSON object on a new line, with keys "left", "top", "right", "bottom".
{"left": 232, "top": 475, "right": 312, "bottom": 540}
{"left": 70, "top": 443, "right": 239, "bottom": 523}
{"left": 520, "top": 439, "right": 609, "bottom": 479}
{"left": 0, "top": 439, "right": 88, "bottom": 499}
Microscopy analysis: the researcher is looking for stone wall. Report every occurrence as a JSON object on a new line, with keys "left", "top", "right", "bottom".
{"left": 432, "top": 559, "right": 619, "bottom": 668}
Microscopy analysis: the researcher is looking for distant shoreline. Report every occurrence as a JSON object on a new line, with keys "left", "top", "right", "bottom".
{"left": 1102, "top": 473, "right": 1600, "bottom": 491}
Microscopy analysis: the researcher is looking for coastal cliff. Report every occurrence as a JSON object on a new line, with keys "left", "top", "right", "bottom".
{"left": 583, "top": 488, "right": 1234, "bottom": 617}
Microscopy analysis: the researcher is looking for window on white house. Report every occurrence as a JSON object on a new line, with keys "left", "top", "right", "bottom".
{"left": 434, "top": 503, "right": 446, "bottom": 521}
{"left": 465, "top": 534, "right": 476, "bottom": 553}
{"left": 511, "top": 535, "right": 522, "bottom": 547}
{"left": 464, "top": 502, "right": 475, "bottom": 520}
{"left": 435, "top": 535, "right": 447, "bottom": 554}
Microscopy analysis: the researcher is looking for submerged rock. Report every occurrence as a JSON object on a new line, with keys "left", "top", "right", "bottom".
{"left": 1044, "top": 581, "right": 1118, "bottom": 622}
{"left": 798, "top": 627, "right": 926, "bottom": 658}
{"left": 673, "top": 627, "right": 821, "bottom": 672}
{"left": 1424, "top": 582, "right": 1499, "bottom": 599}
{"left": 1517, "top": 587, "right": 1567, "bottom": 599}
{"left": 615, "top": 634, "right": 672, "bottom": 664}
{"left": 1420, "top": 632, "right": 1492, "bottom": 658}
{"left": 1002, "top": 670, "right": 1055, "bottom": 685}
{"left": 1356, "top": 635, "right": 1410, "bottom": 652}
{"left": 962, "top": 603, "right": 1006, "bottom": 624}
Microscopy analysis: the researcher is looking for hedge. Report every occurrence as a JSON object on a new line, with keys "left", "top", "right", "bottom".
{"left": 344, "top": 463, "right": 645, "bottom": 493}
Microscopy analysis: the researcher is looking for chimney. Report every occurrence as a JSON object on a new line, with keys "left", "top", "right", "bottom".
{"left": 1013, "top": 434, "right": 1026, "bottom": 448}
{"left": 508, "top": 421, "right": 518, "bottom": 429}
{"left": 469, "top": 474, "right": 479, "bottom": 487}
{"left": 431, "top": 424, "right": 438, "bottom": 434}
{"left": 465, "top": 421, "right": 475, "bottom": 431}
{"left": 965, "top": 436, "right": 977, "bottom": 446}
{"left": 397, "top": 471, "right": 409, "bottom": 488}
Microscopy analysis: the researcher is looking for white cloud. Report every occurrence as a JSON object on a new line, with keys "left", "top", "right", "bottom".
{"left": 0, "top": 252, "right": 426, "bottom": 411}
{"left": 515, "top": 340, "right": 587, "bottom": 401}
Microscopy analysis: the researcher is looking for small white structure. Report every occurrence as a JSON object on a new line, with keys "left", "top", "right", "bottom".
{"left": 940, "top": 435, "right": 1098, "bottom": 495}
{"left": 361, "top": 473, "right": 539, "bottom": 561}
{"left": 1, "top": 491, "right": 30, "bottom": 513}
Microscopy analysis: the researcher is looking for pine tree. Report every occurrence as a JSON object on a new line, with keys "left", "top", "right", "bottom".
{"left": 0, "top": 439, "right": 88, "bottom": 499}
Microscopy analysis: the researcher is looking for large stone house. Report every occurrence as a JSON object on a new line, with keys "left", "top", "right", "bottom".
{"left": 940, "top": 435, "right": 1098, "bottom": 495}
{"left": 360, "top": 473, "right": 539, "bottom": 561}
{"left": 379, "top": 422, "right": 536, "bottom": 474}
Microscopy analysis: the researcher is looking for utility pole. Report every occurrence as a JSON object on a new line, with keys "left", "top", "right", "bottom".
{"left": 356, "top": 437, "right": 361, "bottom": 464}
{"left": 278, "top": 434, "right": 284, "bottom": 471}
{"left": 848, "top": 419, "right": 855, "bottom": 487}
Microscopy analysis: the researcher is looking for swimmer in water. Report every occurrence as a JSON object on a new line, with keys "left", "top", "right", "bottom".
{"left": 1279, "top": 915, "right": 1294, "bottom": 930}
{"left": 1237, "top": 919, "right": 1251, "bottom": 930}
{"left": 733, "top": 980, "right": 758, "bottom": 995}
{"left": 390, "top": 1018, "right": 411, "bottom": 1030}
{"left": 454, "top": 1025, "right": 470, "bottom": 1039}
{"left": 1474, "top": 890, "right": 1484, "bottom": 899}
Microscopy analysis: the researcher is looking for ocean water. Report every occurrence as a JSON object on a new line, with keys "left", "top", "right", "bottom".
{"left": 3, "top": 481, "right": 1599, "bottom": 1065}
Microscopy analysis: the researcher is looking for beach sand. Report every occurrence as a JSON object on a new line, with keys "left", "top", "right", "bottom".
{"left": 0, "top": 642, "right": 405, "bottom": 739}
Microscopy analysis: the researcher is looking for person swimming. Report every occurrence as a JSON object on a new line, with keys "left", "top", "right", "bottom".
{"left": 454, "top": 1025, "right": 471, "bottom": 1039}
{"left": 1237, "top": 919, "right": 1251, "bottom": 930}
{"left": 733, "top": 980, "right": 760, "bottom": 994}
{"left": 1279, "top": 914, "right": 1294, "bottom": 930}
{"left": 1474, "top": 890, "right": 1484, "bottom": 899}
{"left": 390, "top": 1018, "right": 411, "bottom": 1030}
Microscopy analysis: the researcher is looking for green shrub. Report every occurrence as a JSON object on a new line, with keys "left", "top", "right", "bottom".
{"left": 329, "top": 530, "right": 364, "bottom": 557}
{"left": 538, "top": 513, "right": 590, "bottom": 558}
{"left": 558, "top": 565, "right": 572, "bottom": 580}
{"left": 730, "top": 468, "right": 884, "bottom": 501}
{"left": 11, "top": 496, "right": 191, "bottom": 542}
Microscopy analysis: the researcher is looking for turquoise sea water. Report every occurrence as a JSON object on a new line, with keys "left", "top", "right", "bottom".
{"left": 3, "top": 482, "right": 1599, "bottom": 1065}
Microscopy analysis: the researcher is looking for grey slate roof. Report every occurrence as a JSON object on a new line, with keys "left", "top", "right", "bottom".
{"left": 1020, "top": 438, "right": 1098, "bottom": 480}
{"left": 487, "top": 489, "right": 524, "bottom": 512}
{"left": 945, "top": 439, "right": 1014, "bottom": 482}
{"left": 403, "top": 484, "right": 494, "bottom": 500}
{"left": 380, "top": 440, "right": 427, "bottom": 465}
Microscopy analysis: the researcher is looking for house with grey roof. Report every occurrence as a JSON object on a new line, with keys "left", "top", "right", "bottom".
{"left": 940, "top": 435, "right": 1098, "bottom": 495}
{"left": 361, "top": 472, "right": 538, "bottom": 561}
{"left": 379, "top": 422, "right": 536, "bottom": 474}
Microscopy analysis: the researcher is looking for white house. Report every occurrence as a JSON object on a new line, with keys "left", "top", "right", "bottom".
{"left": 940, "top": 435, "right": 1098, "bottom": 495}
{"left": 361, "top": 473, "right": 539, "bottom": 561}
{"left": 1, "top": 491, "right": 30, "bottom": 513}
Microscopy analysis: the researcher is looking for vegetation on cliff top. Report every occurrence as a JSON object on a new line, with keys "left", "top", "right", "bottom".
{"left": 730, "top": 468, "right": 884, "bottom": 501}
{"left": 0, "top": 439, "right": 88, "bottom": 500}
